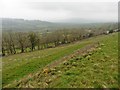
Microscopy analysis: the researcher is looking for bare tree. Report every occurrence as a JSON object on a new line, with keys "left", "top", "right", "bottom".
{"left": 16, "top": 32, "right": 27, "bottom": 53}
{"left": 28, "top": 32, "right": 37, "bottom": 51}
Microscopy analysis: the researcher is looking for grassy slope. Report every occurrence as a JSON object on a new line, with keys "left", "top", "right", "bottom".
{"left": 8, "top": 32, "right": 118, "bottom": 88}
{"left": 3, "top": 33, "right": 118, "bottom": 88}
{"left": 48, "top": 33, "right": 118, "bottom": 88}
{"left": 3, "top": 36, "right": 97, "bottom": 86}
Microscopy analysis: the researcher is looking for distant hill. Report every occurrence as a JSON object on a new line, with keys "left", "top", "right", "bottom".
{"left": 2, "top": 18, "right": 55, "bottom": 32}
{"left": 1, "top": 18, "right": 89, "bottom": 32}
{"left": 2, "top": 18, "right": 117, "bottom": 32}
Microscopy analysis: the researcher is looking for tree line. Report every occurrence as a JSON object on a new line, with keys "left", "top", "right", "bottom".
{"left": 2, "top": 23, "right": 118, "bottom": 56}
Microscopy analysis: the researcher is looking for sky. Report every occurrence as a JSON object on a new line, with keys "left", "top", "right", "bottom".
{"left": 0, "top": 0, "right": 119, "bottom": 22}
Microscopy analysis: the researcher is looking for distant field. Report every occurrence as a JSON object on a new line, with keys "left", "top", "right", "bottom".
{"left": 3, "top": 33, "right": 118, "bottom": 88}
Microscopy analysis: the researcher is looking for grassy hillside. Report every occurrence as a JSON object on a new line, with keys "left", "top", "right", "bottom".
{"left": 3, "top": 33, "right": 118, "bottom": 88}
{"left": 3, "top": 36, "right": 95, "bottom": 86}
{"left": 44, "top": 32, "right": 118, "bottom": 88}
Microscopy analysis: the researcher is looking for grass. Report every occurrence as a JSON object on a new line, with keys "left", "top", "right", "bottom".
{"left": 46, "top": 33, "right": 118, "bottom": 88}
{"left": 49, "top": 33, "right": 118, "bottom": 88}
{"left": 3, "top": 35, "right": 98, "bottom": 87}
{"left": 3, "top": 33, "right": 118, "bottom": 88}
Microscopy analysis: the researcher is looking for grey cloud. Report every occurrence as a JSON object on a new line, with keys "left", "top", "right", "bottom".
{"left": 5, "top": 1, "right": 117, "bottom": 22}
{"left": 27, "top": 2, "right": 117, "bottom": 12}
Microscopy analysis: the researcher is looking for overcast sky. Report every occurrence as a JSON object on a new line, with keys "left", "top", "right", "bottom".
{"left": 0, "top": 0, "right": 118, "bottom": 22}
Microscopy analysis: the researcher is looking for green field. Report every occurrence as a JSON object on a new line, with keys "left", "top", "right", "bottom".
{"left": 3, "top": 33, "right": 118, "bottom": 88}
